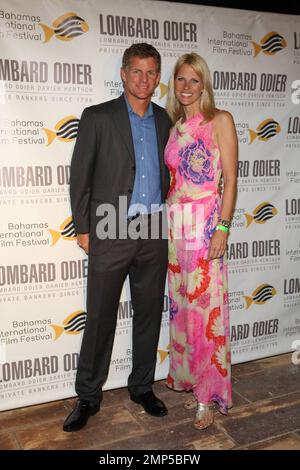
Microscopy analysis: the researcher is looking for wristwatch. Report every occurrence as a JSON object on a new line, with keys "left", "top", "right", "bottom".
{"left": 218, "top": 219, "right": 231, "bottom": 228}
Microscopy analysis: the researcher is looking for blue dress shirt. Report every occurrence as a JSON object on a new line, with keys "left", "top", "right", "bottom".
{"left": 125, "top": 97, "right": 162, "bottom": 217}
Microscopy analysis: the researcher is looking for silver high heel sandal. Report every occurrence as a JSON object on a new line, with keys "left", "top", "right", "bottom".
{"left": 183, "top": 394, "right": 197, "bottom": 410}
{"left": 194, "top": 402, "right": 215, "bottom": 430}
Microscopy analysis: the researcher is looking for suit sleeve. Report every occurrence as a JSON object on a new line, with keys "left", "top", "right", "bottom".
{"left": 69, "top": 107, "right": 97, "bottom": 234}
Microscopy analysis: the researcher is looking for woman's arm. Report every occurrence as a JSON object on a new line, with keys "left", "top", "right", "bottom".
{"left": 216, "top": 110, "right": 238, "bottom": 222}
{"left": 208, "top": 111, "right": 238, "bottom": 259}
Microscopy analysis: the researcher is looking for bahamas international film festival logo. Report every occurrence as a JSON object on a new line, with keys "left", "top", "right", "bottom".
{"left": 51, "top": 310, "right": 87, "bottom": 340}
{"left": 208, "top": 29, "right": 286, "bottom": 58}
{"left": 251, "top": 32, "right": 287, "bottom": 57}
{"left": 43, "top": 116, "right": 79, "bottom": 146}
{"left": 48, "top": 216, "right": 76, "bottom": 246}
{"left": 244, "top": 202, "right": 278, "bottom": 228}
{"left": 244, "top": 283, "right": 277, "bottom": 309}
{"left": 39, "top": 12, "right": 89, "bottom": 43}
{"left": 248, "top": 118, "right": 281, "bottom": 144}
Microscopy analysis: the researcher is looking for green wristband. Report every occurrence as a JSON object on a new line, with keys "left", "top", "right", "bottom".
{"left": 216, "top": 224, "right": 229, "bottom": 233}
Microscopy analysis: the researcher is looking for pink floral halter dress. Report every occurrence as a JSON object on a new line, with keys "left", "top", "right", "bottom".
{"left": 164, "top": 112, "right": 232, "bottom": 414}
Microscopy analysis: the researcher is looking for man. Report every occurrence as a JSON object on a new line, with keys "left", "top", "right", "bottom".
{"left": 63, "top": 43, "right": 172, "bottom": 432}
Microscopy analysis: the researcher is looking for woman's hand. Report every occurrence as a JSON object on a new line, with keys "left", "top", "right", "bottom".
{"left": 207, "top": 230, "right": 228, "bottom": 259}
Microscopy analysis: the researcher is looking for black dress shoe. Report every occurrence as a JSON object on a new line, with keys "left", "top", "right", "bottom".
{"left": 63, "top": 399, "right": 100, "bottom": 432}
{"left": 130, "top": 390, "right": 168, "bottom": 417}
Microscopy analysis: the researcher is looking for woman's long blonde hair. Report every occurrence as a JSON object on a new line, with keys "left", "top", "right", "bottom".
{"left": 166, "top": 53, "right": 216, "bottom": 124}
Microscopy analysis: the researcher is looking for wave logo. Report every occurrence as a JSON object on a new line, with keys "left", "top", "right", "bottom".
{"left": 39, "top": 12, "right": 89, "bottom": 43}
{"left": 244, "top": 202, "right": 278, "bottom": 227}
{"left": 251, "top": 32, "right": 287, "bottom": 57}
{"left": 51, "top": 310, "right": 87, "bottom": 340}
{"left": 244, "top": 283, "right": 277, "bottom": 309}
{"left": 157, "top": 345, "right": 170, "bottom": 364}
{"left": 248, "top": 118, "right": 281, "bottom": 143}
{"left": 48, "top": 216, "right": 76, "bottom": 246}
{"left": 43, "top": 116, "right": 79, "bottom": 146}
{"left": 159, "top": 83, "right": 168, "bottom": 100}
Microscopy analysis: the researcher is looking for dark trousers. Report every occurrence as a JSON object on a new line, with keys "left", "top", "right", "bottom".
{"left": 75, "top": 219, "right": 168, "bottom": 405}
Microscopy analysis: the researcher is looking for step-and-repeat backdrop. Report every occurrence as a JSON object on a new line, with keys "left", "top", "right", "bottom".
{"left": 0, "top": 0, "right": 299, "bottom": 410}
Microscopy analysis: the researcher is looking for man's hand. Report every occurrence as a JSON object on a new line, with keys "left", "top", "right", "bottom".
{"left": 77, "top": 233, "right": 89, "bottom": 254}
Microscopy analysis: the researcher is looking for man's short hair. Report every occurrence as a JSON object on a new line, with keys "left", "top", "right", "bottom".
{"left": 122, "top": 43, "right": 161, "bottom": 73}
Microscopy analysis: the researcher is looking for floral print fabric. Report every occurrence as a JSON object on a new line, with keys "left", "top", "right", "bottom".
{"left": 165, "top": 113, "right": 232, "bottom": 414}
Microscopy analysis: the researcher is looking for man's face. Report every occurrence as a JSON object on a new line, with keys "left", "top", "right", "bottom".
{"left": 120, "top": 56, "right": 160, "bottom": 101}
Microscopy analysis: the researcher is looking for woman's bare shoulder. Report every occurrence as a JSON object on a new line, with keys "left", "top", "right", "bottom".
{"left": 213, "top": 109, "right": 235, "bottom": 124}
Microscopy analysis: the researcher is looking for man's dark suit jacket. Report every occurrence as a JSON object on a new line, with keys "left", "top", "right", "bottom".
{"left": 70, "top": 94, "right": 172, "bottom": 254}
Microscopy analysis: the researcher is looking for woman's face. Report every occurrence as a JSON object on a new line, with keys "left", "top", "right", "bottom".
{"left": 175, "top": 63, "right": 204, "bottom": 114}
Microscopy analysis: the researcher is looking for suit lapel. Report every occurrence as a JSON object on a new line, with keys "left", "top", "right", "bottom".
{"left": 111, "top": 95, "right": 135, "bottom": 163}
{"left": 153, "top": 105, "right": 164, "bottom": 162}
{"left": 153, "top": 104, "right": 167, "bottom": 193}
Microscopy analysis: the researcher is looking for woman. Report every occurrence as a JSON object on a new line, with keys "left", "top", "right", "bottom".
{"left": 165, "top": 53, "right": 238, "bottom": 430}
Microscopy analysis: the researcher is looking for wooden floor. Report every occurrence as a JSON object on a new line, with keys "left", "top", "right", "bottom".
{"left": 1, "top": 352, "right": 300, "bottom": 450}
